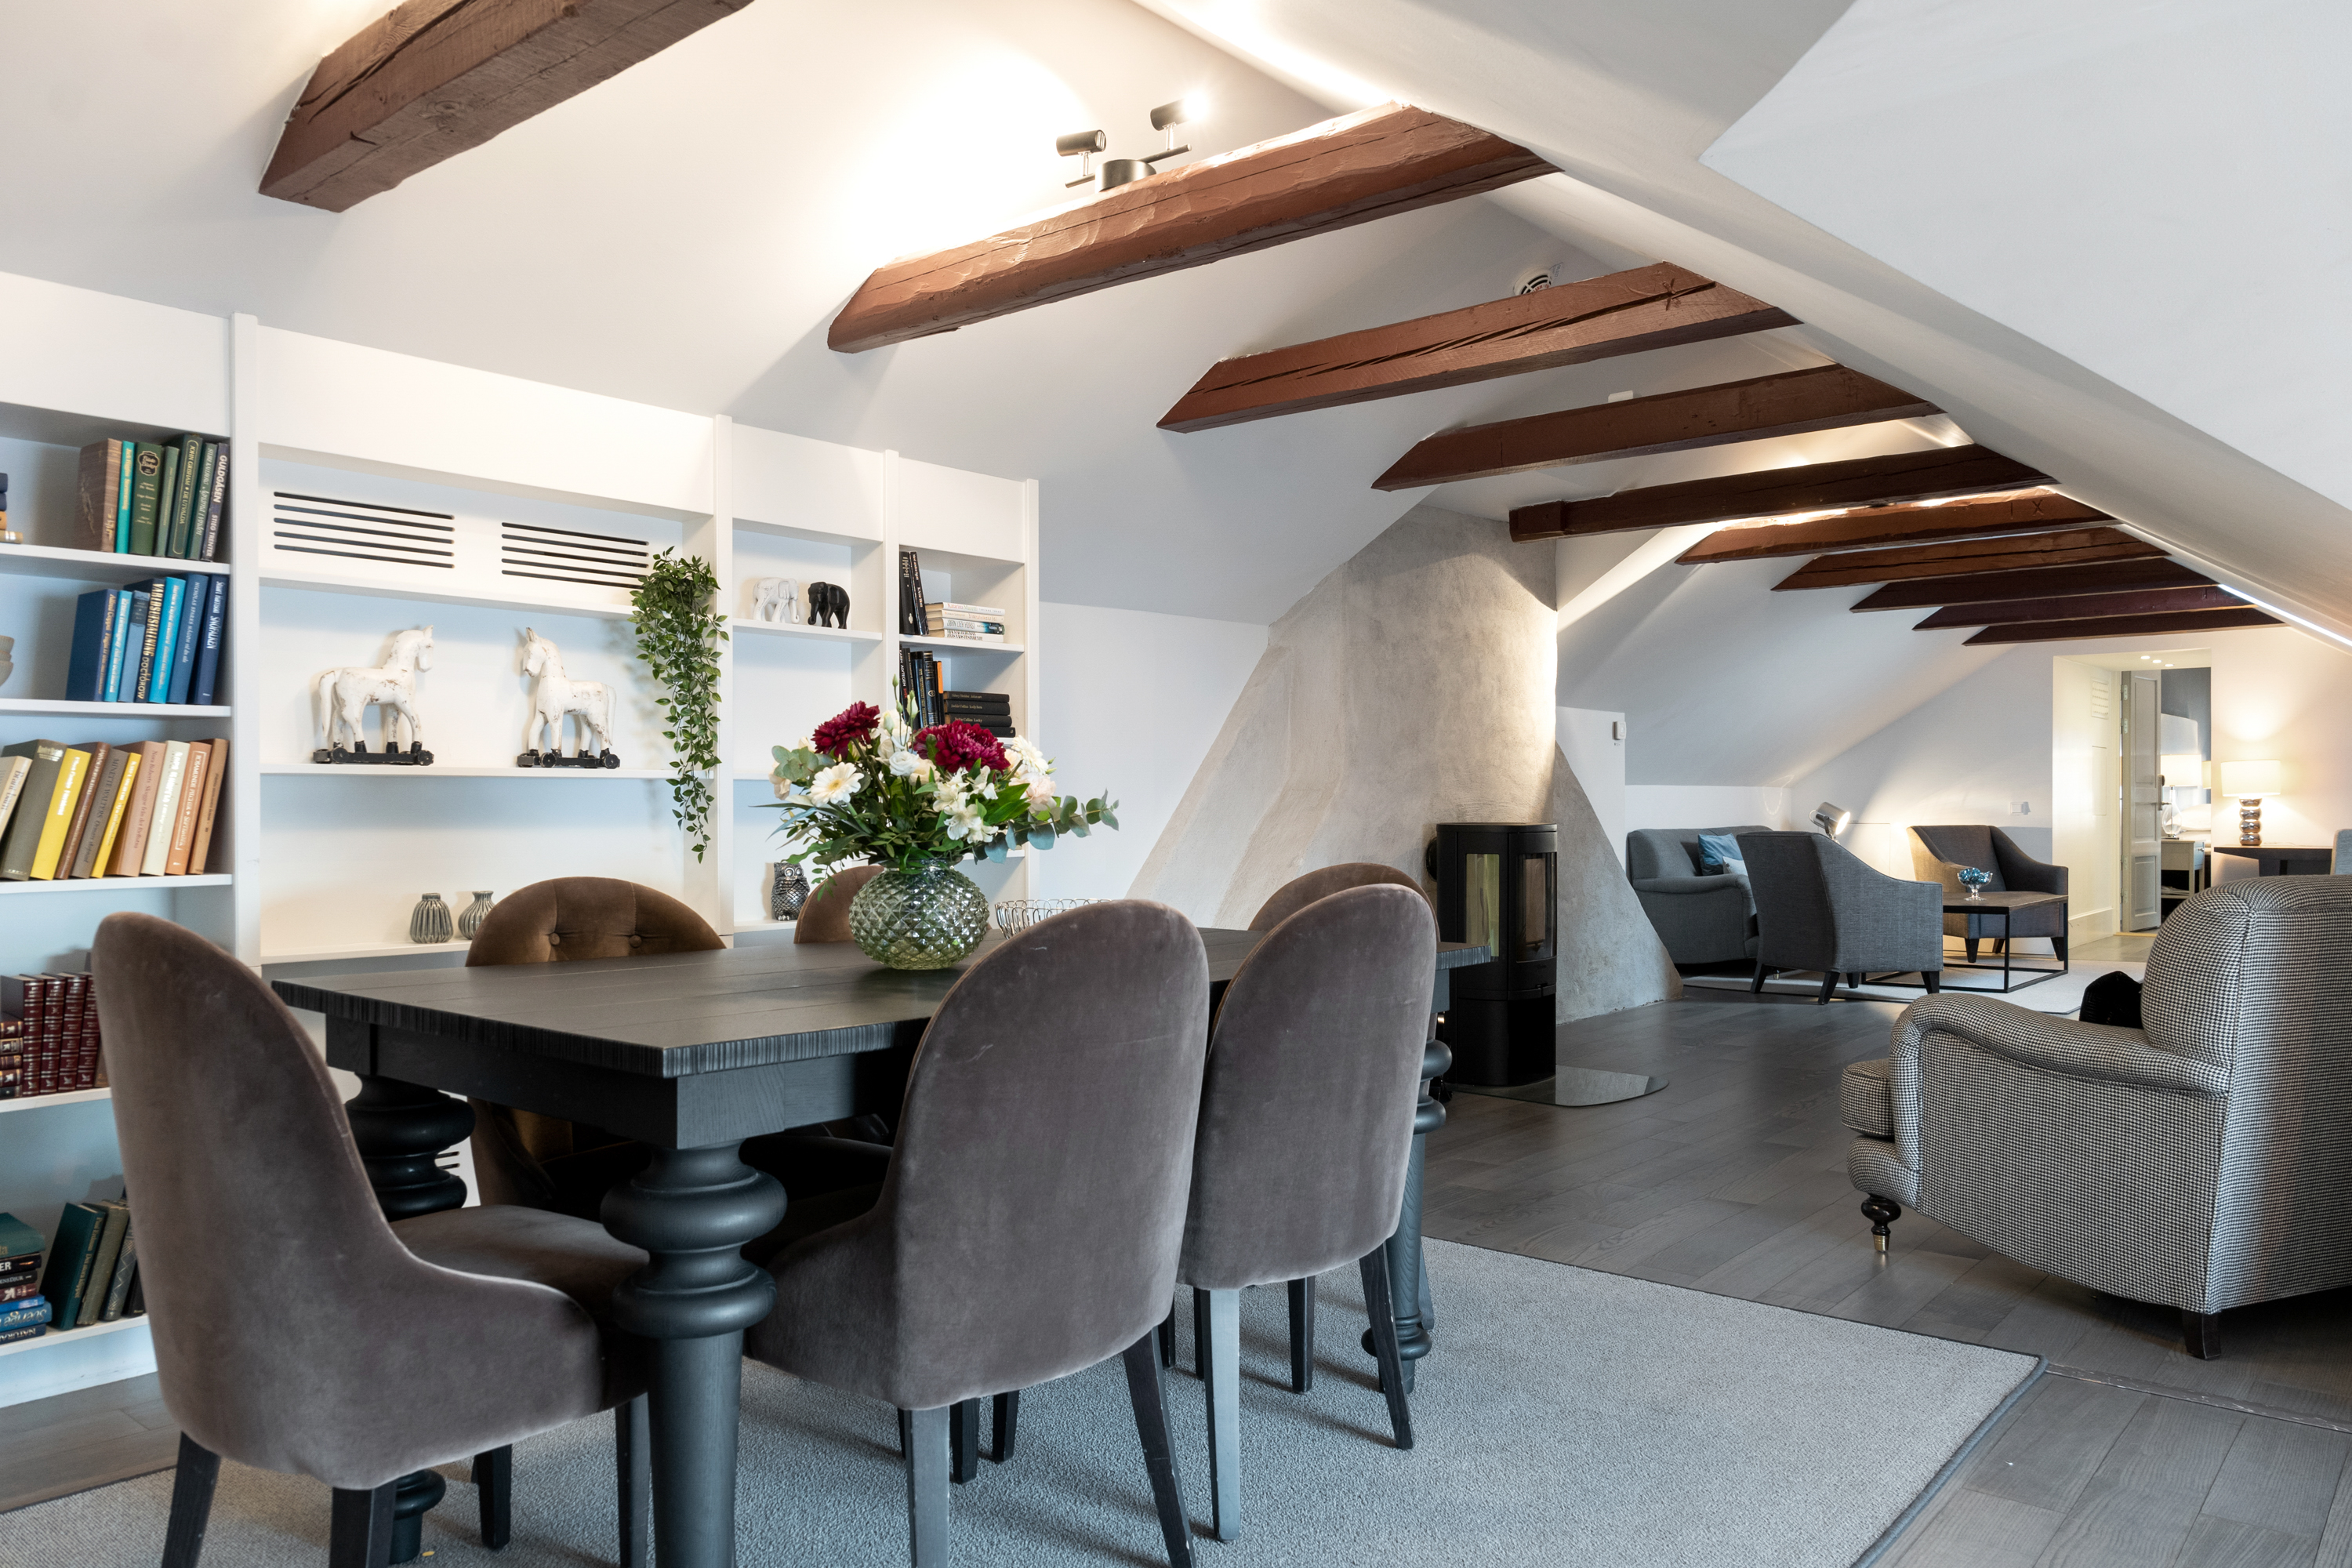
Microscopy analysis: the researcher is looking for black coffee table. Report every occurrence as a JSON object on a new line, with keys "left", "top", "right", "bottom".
{"left": 1937, "top": 891, "right": 2069, "bottom": 993}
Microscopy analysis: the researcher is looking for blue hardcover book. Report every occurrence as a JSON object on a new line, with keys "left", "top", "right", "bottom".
{"left": 0, "top": 1296, "right": 51, "bottom": 1330}
{"left": 62, "top": 590, "right": 118, "bottom": 702}
{"left": 144, "top": 578, "right": 185, "bottom": 706}
{"left": 165, "top": 575, "right": 205, "bottom": 706}
{"left": 103, "top": 590, "right": 134, "bottom": 702}
{"left": 125, "top": 589, "right": 155, "bottom": 701}
{"left": 190, "top": 575, "right": 227, "bottom": 708}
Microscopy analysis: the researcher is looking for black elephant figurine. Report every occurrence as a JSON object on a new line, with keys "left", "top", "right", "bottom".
{"left": 805, "top": 582, "right": 849, "bottom": 628}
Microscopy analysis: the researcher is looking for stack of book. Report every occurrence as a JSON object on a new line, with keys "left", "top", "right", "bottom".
{"left": 75, "top": 436, "right": 227, "bottom": 560}
{"left": 943, "top": 691, "right": 1014, "bottom": 739}
{"left": 0, "top": 736, "right": 228, "bottom": 884}
{"left": 2, "top": 972, "right": 102, "bottom": 1099}
{"left": 923, "top": 601, "right": 1009, "bottom": 644}
{"left": 64, "top": 574, "right": 227, "bottom": 705}
{"left": 37, "top": 1197, "right": 144, "bottom": 1336}
{"left": 0, "top": 1213, "right": 49, "bottom": 1344}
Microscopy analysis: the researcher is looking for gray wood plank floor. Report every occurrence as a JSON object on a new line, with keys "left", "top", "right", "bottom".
{"left": 1427, "top": 957, "right": 2352, "bottom": 1568}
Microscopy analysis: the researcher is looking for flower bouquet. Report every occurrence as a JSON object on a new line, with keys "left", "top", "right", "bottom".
{"left": 1957, "top": 866, "right": 1992, "bottom": 901}
{"left": 765, "top": 696, "right": 1117, "bottom": 968}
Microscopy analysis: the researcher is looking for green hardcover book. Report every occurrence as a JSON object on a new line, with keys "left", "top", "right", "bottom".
{"left": 127, "top": 442, "right": 164, "bottom": 556}
{"left": 166, "top": 435, "right": 203, "bottom": 557}
{"left": 0, "top": 1213, "right": 42, "bottom": 1259}
{"left": 151, "top": 446, "right": 180, "bottom": 561}
{"left": 99, "top": 1218, "right": 136, "bottom": 1321}
{"left": 77, "top": 1200, "right": 129, "bottom": 1326}
{"left": 184, "top": 444, "right": 217, "bottom": 560}
{"left": 37, "top": 1201, "right": 104, "bottom": 1329}
{"left": 0, "top": 740, "right": 67, "bottom": 882}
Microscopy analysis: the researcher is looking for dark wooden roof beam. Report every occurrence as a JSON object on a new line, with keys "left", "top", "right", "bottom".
{"left": 1914, "top": 585, "right": 2249, "bottom": 628}
{"left": 1679, "top": 492, "right": 2109, "bottom": 563}
{"left": 1772, "top": 528, "right": 2163, "bottom": 590}
{"left": 1965, "top": 607, "right": 2279, "bottom": 644}
{"left": 1850, "top": 559, "right": 2211, "bottom": 612}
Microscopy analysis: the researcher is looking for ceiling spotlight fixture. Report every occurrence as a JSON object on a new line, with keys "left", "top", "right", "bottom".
{"left": 1812, "top": 802, "right": 1853, "bottom": 838}
{"left": 1069, "top": 98, "right": 1209, "bottom": 193}
{"left": 1146, "top": 96, "right": 1200, "bottom": 165}
{"left": 1056, "top": 129, "right": 1106, "bottom": 189}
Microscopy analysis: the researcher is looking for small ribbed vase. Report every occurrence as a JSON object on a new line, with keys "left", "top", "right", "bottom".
{"left": 848, "top": 863, "right": 989, "bottom": 970}
{"left": 409, "top": 893, "right": 455, "bottom": 944}
{"left": 457, "top": 891, "right": 495, "bottom": 940}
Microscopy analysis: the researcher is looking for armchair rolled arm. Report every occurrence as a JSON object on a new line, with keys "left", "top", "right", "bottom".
{"left": 1894, "top": 994, "right": 2226, "bottom": 1097}
{"left": 1632, "top": 874, "right": 1748, "bottom": 897}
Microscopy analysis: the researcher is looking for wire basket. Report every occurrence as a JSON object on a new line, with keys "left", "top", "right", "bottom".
{"left": 993, "top": 898, "right": 1099, "bottom": 935}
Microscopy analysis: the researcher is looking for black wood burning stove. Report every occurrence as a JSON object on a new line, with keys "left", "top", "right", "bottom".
{"left": 1428, "top": 822, "right": 1557, "bottom": 1086}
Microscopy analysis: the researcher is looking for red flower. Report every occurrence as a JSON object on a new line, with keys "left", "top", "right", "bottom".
{"left": 912, "top": 720, "right": 1010, "bottom": 775}
{"left": 812, "top": 701, "right": 880, "bottom": 760}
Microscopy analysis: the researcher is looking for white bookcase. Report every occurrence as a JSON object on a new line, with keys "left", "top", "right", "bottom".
{"left": 0, "top": 272, "right": 1038, "bottom": 1404}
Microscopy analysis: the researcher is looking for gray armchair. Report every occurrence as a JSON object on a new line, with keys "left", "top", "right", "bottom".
{"left": 1627, "top": 826, "right": 1766, "bottom": 965}
{"left": 1738, "top": 831, "right": 1945, "bottom": 1004}
{"left": 1842, "top": 877, "right": 2352, "bottom": 1359}
{"left": 1910, "top": 825, "right": 2068, "bottom": 960}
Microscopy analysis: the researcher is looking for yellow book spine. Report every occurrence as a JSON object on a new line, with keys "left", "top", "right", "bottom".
{"left": 86, "top": 753, "right": 140, "bottom": 879}
{"left": 28, "top": 749, "right": 89, "bottom": 880}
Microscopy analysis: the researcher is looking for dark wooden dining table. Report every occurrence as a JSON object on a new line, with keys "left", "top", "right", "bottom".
{"left": 275, "top": 928, "right": 1487, "bottom": 1568}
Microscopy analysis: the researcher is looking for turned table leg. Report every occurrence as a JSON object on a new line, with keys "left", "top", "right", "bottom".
{"left": 342, "top": 1073, "right": 475, "bottom": 1563}
{"left": 1366, "top": 976, "right": 1450, "bottom": 1393}
{"left": 601, "top": 1145, "right": 786, "bottom": 1568}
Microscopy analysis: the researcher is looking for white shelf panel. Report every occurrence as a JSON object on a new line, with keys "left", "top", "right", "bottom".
{"left": 902, "top": 637, "right": 1023, "bottom": 656}
{"left": 0, "top": 1315, "right": 149, "bottom": 1360}
{"left": 0, "top": 544, "right": 230, "bottom": 584}
{"left": 0, "top": 699, "right": 230, "bottom": 719}
{"left": 0, "top": 1086, "right": 110, "bottom": 1115}
{"left": 260, "top": 764, "right": 668, "bottom": 779}
{"left": 262, "top": 940, "right": 469, "bottom": 966}
{"left": 0, "top": 874, "right": 230, "bottom": 895}
{"left": 733, "top": 620, "right": 882, "bottom": 645}
{"left": 258, "top": 568, "right": 637, "bottom": 622}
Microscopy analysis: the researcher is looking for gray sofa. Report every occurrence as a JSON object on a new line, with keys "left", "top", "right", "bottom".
{"left": 1842, "top": 876, "right": 2352, "bottom": 1359}
{"left": 1626, "top": 826, "right": 1767, "bottom": 966}
{"left": 1738, "top": 831, "right": 1946, "bottom": 1004}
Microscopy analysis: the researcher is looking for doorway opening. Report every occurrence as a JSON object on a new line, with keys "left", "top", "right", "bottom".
{"left": 2051, "top": 648, "right": 2212, "bottom": 942}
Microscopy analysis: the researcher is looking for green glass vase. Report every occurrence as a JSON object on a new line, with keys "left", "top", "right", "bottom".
{"left": 848, "top": 863, "right": 990, "bottom": 970}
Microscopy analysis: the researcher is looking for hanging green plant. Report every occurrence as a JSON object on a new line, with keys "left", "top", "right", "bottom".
{"left": 629, "top": 548, "right": 727, "bottom": 860}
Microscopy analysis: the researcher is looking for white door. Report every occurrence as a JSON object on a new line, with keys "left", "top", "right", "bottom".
{"left": 2123, "top": 670, "right": 2162, "bottom": 930}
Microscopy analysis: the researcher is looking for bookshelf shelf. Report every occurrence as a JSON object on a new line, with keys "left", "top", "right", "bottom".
{"left": 0, "top": 544, "right": 230, "bottom": 585}
{"left": 0, "top": 699, "right": 230, "bottom": 719}
{"left": 260, "top": 939, "right": 469, "bottom": 966}
{"left": 0, "top": 1087, "right": 110, "bottom": 1116}
{"left": 733, "top": 620, "right": 883, "bottom": 645}
{"left": 259, "top": 764, "right": 668, "bottom": 779}
{"left": 902, "top": 636, "right": 1023, "bottom": 657}
{"left": 0, "top": 1314, "right": 148, "bottom": 1360}
{"left": 0, "top": 874, "right": 230, "bottom": 896}
{"left": 257, "top": 568, "right": 636, "bottom": 622}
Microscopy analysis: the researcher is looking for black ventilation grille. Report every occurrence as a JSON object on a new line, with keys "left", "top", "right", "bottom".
{"left": 270, "top": 491, "right": 455, "bottom": 568}
{"left": 499, "top": 521, "right": 651, "bottom": 590}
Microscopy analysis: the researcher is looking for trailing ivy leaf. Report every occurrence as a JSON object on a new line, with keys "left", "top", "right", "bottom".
{"left": 630, "top": 548, "right": 724, "bottom": 860}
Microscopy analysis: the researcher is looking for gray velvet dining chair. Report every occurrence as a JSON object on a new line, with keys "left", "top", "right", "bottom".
{"left": 1246, "top": 860, "right": 1426, "bottom": 931}
{"left": 1186, "top": 882, "right": 1434, "bottom": 1540}
{"left": 794, "top": 863, "right": 883, "bottom": 945}
{"left": 744, "top": 900, "right": 1210, "bottom": 1568}
{"left": 92, "top": 912, "right": 649, "bottom": 1568}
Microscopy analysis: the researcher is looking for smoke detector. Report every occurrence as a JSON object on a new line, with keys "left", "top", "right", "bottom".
{"left": 1513, "top": 266, "right": 1557, "bottom": 296}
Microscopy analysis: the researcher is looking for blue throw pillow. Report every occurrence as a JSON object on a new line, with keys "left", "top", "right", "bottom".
{"left": 1697, "top": 833, "right": 1747, "bottom": 876}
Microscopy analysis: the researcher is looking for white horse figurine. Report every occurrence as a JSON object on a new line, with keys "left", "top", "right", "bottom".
{"left": 521, "top": 628, "right": 615, "bottom": 763}
{"left": 750, "top": 577, "right": 799, "bottom": 625}
{"left": 312, "top": 626, "right": 433, "bottom": 760}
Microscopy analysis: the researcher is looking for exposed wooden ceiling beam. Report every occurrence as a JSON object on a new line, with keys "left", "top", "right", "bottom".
{"left": 1773, "top": 528, "right": 2162, "bottom": 590}
{"left": 262, "top": 0, "right": 757, "bottom": 211}
{"left": 1508, "top": 445, "right": 2048, "bottom": 542}
{"left": 1913, "top": 585, "right": 2248, "bottom": 629}
{"left": 1965, "top": 607, "right": 2280, "bottom": 645}
{"left": 829, "top": 102, "right": 1554, "bottom": 354}
{"left": 1158, "top": 263, "right": 1793, "bottom": 433}
{"left": 1371, "top": 365, "right": 1933, "bottom": 491}
{"left": 1850, "top": 559, "right": 2211, "bottom": 612}
{"left": 1678, "top": 492, "right": 2108, "bottom": 564}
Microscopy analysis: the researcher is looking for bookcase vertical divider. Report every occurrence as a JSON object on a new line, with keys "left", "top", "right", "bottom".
{"left": 227, "top": 314, "right": 263, "bottom": 964}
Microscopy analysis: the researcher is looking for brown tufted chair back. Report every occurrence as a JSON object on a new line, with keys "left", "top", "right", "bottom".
{"left": 1247, "top": 862, "right": 1428, "bottom": 932}
{"left": 794, "top": 865, "right": 884, "bottom": 943}
{"left": 464, "top": 879, "right": 723, "bottom": 1210}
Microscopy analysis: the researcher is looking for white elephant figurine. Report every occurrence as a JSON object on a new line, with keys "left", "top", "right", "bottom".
{"left": 750, "top": 578, "right": 800, "bottom": 625}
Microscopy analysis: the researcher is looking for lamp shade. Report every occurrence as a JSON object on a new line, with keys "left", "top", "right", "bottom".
{"left": 2220, "top": 760, "right": 2281, "bottom": 797}
{"left": 2160, "top": 754, "right": 2205, "bottom": 787}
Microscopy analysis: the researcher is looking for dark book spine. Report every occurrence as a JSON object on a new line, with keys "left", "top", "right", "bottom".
{"left": 200, "top": 442, "right": 227, "bottom": 561}
{"left": 0, "top": 1278, "right": 44, "bottom": 1303}
{"left": 0, "top": 1324, "right": 46, "bottom": 1345}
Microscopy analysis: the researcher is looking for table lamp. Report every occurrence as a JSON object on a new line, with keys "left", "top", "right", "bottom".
{"left": 2220, "top": 760, "right": 2281, "bottom": 846}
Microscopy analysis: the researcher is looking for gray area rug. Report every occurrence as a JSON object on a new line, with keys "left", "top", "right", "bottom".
{"left": 1684, "top": 960, "right": 2140, "bottom": 1016}
{"left": 2, "top": 1240, "right": 2037, "bottom": 1566}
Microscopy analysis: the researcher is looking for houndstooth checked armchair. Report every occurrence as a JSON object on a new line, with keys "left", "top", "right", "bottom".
{"left": 1842, "top": 877, "right": 2352, "bottom": 1359}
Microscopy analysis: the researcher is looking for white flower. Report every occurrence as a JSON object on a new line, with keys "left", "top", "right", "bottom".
{"left": 888, "top": 746, "right": 925, "bottom": 778}
{"left": 807, "top": 762, "right": 864, "bottom": 805}
{"left": 945, "top": 802, "right": 989, "bottom": 841}
{"left": 881, "top": 706, "right": 911, "bottom": 742}
{"left": 1025, "top": 777, "right": 1056, "bottom": 812}
{"left": 771, "top": 771, "right": 801, "bottom": 800}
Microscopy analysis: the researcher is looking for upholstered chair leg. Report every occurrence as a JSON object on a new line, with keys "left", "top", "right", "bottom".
{"left": 1287, "top": 1276, "right": 1316, "bottom": 1392}
{"left": 162, "top": 1433, "right": 220, "bottom": 1568}
{"left": 472, "top": 1446, "right": 512, "bottom": 1549}
{"left": 1200, "top": 1287, "right": 1243, "bottom": 1541}
{"left": 2054, "top": 935, "right": 2070, "bottom": 963}
{"left": 905, "top": 1406, "right": 951, "bottom": 1566}
{"left": 1861, "top": 1196, "right": 1901, "bottom": 1254}
{"left": 615, "top": 1396, "right": 649, "bottom": 1568}
{"left": 1156, "top": 1304, "right": 1177, "bottom": 1367}
{"left": 1965, "top": 938, "right": 1980, "bottom": 962}
{"left": 1190, "top": 1285, "right": 1209, "bottom": 1378}
{"left": 1817, "top": 972, "right": 1840, "bottom": 1005}
{"left": 1120, "top": 1334, "right": 1195, "bottom": 1568}
{"left": 950, "top": 1399, "right": 980, "bottom": 1484}
{"left": 897, "top": 1407, "right": 913, "bottom": 1457}
{"left": 329, "top": 1480, "right": 399, "bottom": 1568}
{"left": 2183, "top": 1310, "right": 2223, "bottom": 1359}
{"left": 1750, "top": 962, "right": 1772, "bottom": 994}
{"left": 990, "top": 1391, "right": 1019, "bottom": 1463}
{"left": 1923, "top": 972, "right": 1940, "bottom": 994}
{"left": 1356, "top": 1249, "right": 1416, "bottom": 1450}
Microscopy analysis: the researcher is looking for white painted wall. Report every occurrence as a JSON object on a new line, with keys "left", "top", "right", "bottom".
{"left": 1623, "top": 786, "right": 1791, "bottom": 837}
{"left": 1556, "top": 708, "right": 1627, "bottom": 867}
{"left": 2209, "top": 627, "right": 2352, "bottom": 850}
{"left": 2051, "top": 659, "right": 2122, "bottom": 938}
{"left": 1026, "top": 601, "right": 1266, "bottom": 902}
